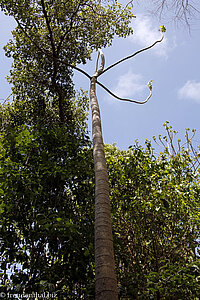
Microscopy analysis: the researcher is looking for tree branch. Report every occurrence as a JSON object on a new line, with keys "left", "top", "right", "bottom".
{"left": 0, "top": 93, "right": 13, "bottom": 104}
{"left": 92, "top": 48, "right": 152, "bottom": 104}
{"left": 151, "top": 0, "right": 200, "bottom": 27}
{"left": 56, "top": 1, "right": 84, "bottom": 55}
{"left": 96, "top": 80, "right": 152, "bottom": 104}
{"left": 40, "top": 0, "right": 56, "bottom": 56}
{"left": 15, "top": 17, "right": 92, "bottom": 81}
{"left": 100, "top": 34, "right": 164, "bottom": 76}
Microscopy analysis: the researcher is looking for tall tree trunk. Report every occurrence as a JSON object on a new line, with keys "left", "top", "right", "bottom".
{"left": 90, "top": 75, "right": 118, "bottom": 300}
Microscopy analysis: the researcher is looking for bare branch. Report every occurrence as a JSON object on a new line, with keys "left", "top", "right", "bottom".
{"left": 96, "top": 80, "right": 152, "bottom": 104}
{"left": 150, "top": 0, "right": 200, "bottom": 27}
{"left": 0, "top": 93, "right": 13, "bottom": 104}
{"left": 100, "top": 34, "right": 164, "bottom": 76}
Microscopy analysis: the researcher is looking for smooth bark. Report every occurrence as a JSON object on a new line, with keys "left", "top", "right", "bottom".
{"left": 90, "top": 75, "right": 118, "bottom": 300}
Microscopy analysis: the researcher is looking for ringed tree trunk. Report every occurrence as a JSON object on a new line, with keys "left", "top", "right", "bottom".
{"left": 90, "top": 50, "right": 118, "bottom": 300}
{"left": 88, "top": 34, "right": 163, "bottom": 298}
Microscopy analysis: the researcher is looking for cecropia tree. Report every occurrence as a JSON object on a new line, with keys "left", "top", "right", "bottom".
{"left": 89, "top": 31, "right": 164, "bottom": 299}
{"left": 90, "top": 50, "right": 118, "bottom": 299}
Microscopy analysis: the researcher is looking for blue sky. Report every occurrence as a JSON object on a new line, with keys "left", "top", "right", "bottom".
{"left": 1, "top": 1, "right": 200, "bottom": 152}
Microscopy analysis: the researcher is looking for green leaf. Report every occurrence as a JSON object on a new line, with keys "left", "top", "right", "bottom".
{"left": 160, "top": 25, "right": 166, "bottom": 32}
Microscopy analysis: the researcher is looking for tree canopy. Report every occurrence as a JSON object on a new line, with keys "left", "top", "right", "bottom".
{"left": 106, "top": 137, "right": 200, "bottom": 299}
{"left": 1, "top": 0, "right": 134, "bottom": 123}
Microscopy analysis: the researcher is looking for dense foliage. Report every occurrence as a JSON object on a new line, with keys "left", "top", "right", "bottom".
{"left": 0, "top": 0, "right": 133, "bottom": 299}
{"left": 0, "top": 0, "right": 199, "bottom": 299}
{"left": 1, "top": 107, "right": 200, "bottom": 298}
{"left": 0, "top": 0, "right": 133, "bottom": 123}
{"left": 0, "top": 97, "right": 96, "bottom": 298}
{"left": 106, "top": 140, "right": 200, "bottom": 299}
{"left": 0, "top": 1, "right": 134, "bottom": 297}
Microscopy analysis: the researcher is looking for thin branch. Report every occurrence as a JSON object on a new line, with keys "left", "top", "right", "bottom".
{"left": 2, "top": 93, "right": 13, "bottom": 104}
{"left": 41, "top": 0, "right": 56, "bottom": 56}
{"left": 100, "top": 34, "right": 164, "bottom": 76}
{"left": 152, "top": 0, "right": 200, "bottom": 27}
{"left": 166, "top": 127, "right": 177, "bottom": 155}
{"left": 96, "top": 80, "right": 152, "bottom": 104}
{"left": 123, "top": 0, "right": 134, "bottom": 11}
{"left": 159, "top": 135, "right": 167, "bottom": 149}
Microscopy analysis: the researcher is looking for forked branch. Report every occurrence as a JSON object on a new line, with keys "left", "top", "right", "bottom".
{"left": 90, "top": 32, "right": 164, "bottom": 104}
{"left": 92, "top": 35, "right": 164, "bottom": 103}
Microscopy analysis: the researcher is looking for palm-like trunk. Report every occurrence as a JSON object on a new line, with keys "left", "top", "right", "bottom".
{"left": 90, "top": 70, "right": 118, "bottom": 299}
{"left": 89, "top": 35, "right": 163, "bottom": 297}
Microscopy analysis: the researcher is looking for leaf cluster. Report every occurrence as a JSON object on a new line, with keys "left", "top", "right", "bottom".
{"left": 0, "top": 92, "right": 95, "bottom": 298}
{"left": 105, "top": 141, "right": 200, "bottom": 299}
{"left": 1, "top": 0, "right": 134, "bottom": 122}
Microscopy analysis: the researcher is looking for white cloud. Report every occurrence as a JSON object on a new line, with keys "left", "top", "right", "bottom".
{"left": 129, "top": 14, "right": 169, "bottom": 57}
{"left": 112, "top": 71, "right": 146, "bottom": 99}
{"left": 178, "top": 80, "right": 200, "bottom": 103}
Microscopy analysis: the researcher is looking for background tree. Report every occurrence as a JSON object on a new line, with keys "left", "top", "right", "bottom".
{"left": 0, "top": 94, "right": 97, "bottom": 298}
{"left": 0, "top": 0, "right": 134, "bottom": 298}
{"left": 148, "top": 0, "right": 200, "bottom": 26}
{"left": 105, "top": 130, "right": 200, "bottom": 299}
{"left": 1, "top": 1, "right": 162, "bottom": 298}
{"left": 1, "top": 93, "right": 200, "bottom": 299}
{"left": 0, "top": 0, "right": 133, "bottom": 124}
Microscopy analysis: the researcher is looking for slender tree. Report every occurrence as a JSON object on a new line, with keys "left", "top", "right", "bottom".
{"left": 90, "top": 50, "right": 118, "bottom": 299}
{"left": 89, "top": 32, "right": 164, "bottom": 298}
